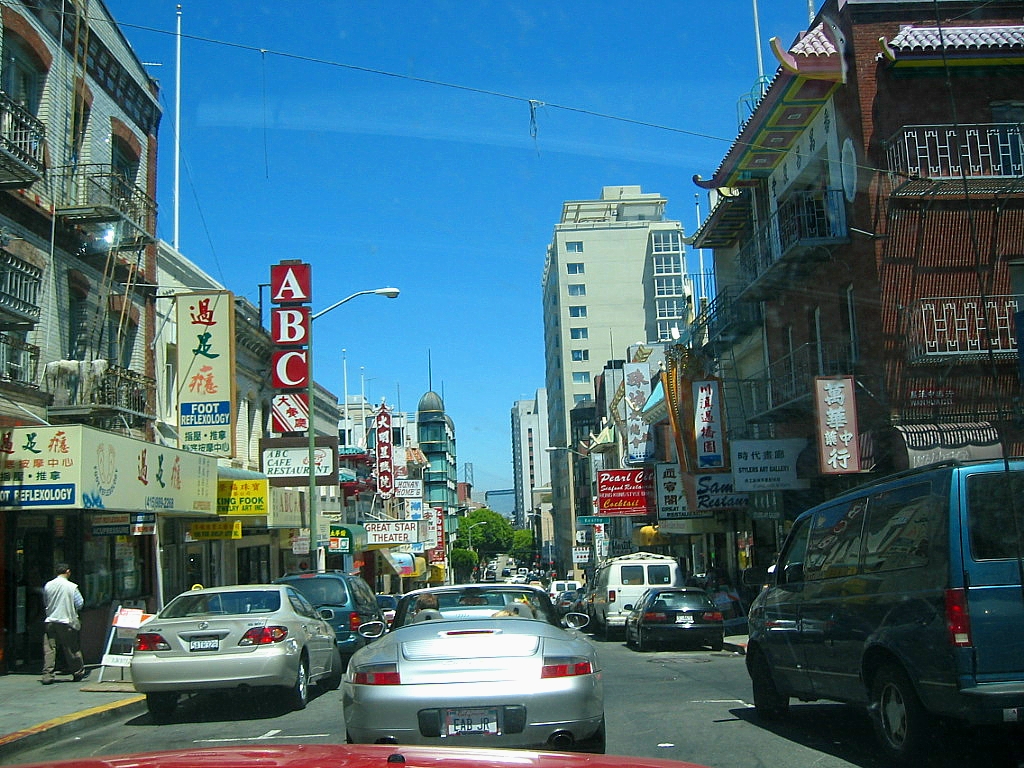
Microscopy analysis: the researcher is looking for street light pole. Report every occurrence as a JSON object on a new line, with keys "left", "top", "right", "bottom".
{"left": 306, "top": 287, "right": 399, "bottom": 571}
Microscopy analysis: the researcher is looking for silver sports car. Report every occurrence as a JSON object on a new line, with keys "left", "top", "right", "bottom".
{"left": 342, "top": 584, "right": 604, "bottom": 752}
{"left": 132, "top": 584, "right": 342, "bottom": 721}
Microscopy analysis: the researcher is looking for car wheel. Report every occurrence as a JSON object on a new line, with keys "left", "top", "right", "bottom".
{"left": 145, "top": 692, "right": 178, "bottom": 722}
{"left": 871, "top": 663, "right": 932, "bottom": 765}
{"left": 321, "top": 648, "right": 343, "bottom": 691}
{"left": 636, "top": 627, "right": 647, "bottom": 651}
{"left": 287, "top": 656, "right": 310, "bottom": 711}
{"left": 748, "top": 649, "right": 789, "bottom": 720}
{"left": 709, "top": 633, "right": 724, "bottom": 652}
{"left": 574, "top": 717, "right": 607, "bottom": 754}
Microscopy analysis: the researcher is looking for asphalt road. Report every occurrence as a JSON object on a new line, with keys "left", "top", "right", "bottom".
{"left": 5, "top": 633, "right": 1024, "bottom": 768}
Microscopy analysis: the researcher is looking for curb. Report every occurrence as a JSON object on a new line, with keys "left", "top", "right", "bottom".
{"left": 0, "top": 696, "right": 146, "bottom": 761}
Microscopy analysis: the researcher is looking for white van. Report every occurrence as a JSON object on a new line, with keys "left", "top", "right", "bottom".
{"left": 590, "top": 552, "right": 681, "bottom": 638}
{"left": 548, "top": 579, "right": 582, "bottom": 601}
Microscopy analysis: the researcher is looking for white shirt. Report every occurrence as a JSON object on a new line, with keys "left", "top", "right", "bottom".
{"left": 44, "top": 574, "right": 84, "bottom": 630}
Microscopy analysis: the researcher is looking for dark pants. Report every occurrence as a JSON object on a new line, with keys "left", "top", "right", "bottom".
{"left": 42, "top": 621, "right": 84, "bottom": 681}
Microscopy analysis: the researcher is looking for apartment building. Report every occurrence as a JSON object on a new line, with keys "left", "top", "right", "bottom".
{"left": 510, "top": 390, "right": 549, "bottom": 529}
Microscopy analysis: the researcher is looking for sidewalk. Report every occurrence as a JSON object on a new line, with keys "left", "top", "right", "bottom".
{"left": 0, "top": 667, "right": 145, "bottom": 761}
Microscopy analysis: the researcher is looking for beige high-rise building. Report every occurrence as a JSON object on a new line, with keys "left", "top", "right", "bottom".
{"left": 541, "top": 186, "right": 694, "bottom": 577}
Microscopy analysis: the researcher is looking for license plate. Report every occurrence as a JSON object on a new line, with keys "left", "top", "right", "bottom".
{"left": 675, "top": 614, "right": 694, "bottom": 624}
{"left": 444, "top": 708, "right": 499, "bottom": 736}
{"left": 189, "top": 637, "right": 219, "bottom": 651}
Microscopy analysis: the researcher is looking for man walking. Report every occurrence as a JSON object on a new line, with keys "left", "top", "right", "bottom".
{"left": 41, "top": 563, "right": 86, "bottom": 684}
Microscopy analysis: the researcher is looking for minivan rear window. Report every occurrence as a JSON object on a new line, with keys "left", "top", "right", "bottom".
{"left": 967, "top": 471, "right": 1024, "bottom": 560}
{"left": 647, "top": 565, "right": 672, "bottom": 585}
{"left": 620, "top": 565, "right": 645, "bottom": 585}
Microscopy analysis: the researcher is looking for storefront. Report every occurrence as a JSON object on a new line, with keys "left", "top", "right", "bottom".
{"left": 0, "top": 425, "right": 217, "bottom": 674}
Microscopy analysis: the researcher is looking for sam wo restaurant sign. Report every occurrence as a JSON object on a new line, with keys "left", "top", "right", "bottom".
{"left": 596, "top": 469, "right": 653, "bottom": 516}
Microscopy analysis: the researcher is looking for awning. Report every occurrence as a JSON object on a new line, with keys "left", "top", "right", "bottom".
{"left": 379, "top": 550, "right": 416, "bottom": 576}
{"left": 641, "top": 379, "right": 667, "bottom": 424}
{"left": 412, "top": 556, "right": 428, "bottom": 578}
{"left": 893, "top": 422, "right": 1003, "bottom": 470}
{"left": 590, "top": 424, "right": 617, "bottom": 453}
{"left": 427, "top": 563, "right": 446, "bottom": 583}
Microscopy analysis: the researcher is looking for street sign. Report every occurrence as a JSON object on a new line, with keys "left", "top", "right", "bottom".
{"left": 577, "top": 515, "right": 609, "bottom": 525}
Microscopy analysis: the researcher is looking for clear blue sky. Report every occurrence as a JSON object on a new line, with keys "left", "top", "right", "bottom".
{"left": 105, "top": 1, "right": 814, "bottom": 494}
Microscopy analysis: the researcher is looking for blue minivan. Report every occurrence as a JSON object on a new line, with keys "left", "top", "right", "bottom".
{"left": 746, "top": 460, "right": 1024, "bottom": 764}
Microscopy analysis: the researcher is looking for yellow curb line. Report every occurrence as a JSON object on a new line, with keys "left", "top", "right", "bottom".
{"left": 0, "top": 695, "right": 145, "bottom": 748}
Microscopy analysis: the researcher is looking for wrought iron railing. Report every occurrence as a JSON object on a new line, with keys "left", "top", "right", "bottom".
{"left": 904, "top": 295, "right": 1020, "bottom": 362}
{"left": 44, "top": 359, "right": 154, "bottom": 415}
{"left": 736, "top": 189, "right": 847, "bottom": 295}
{"left": 52, "top": 163, "right": 157, "bottom": 239}
{"left": 0, "top": 333, "right": 39, "bottom": 387}
{"left": 0, "top": 249, "right": 42, "bottom": 324}
{"left": 0, "top": 90, "right": 45, "bottom": 182}
{"left": 742, "top": 341, "right": 854, "bottom": 418}
{"left": 690, "top": 286, "right": 761, "bottom": 348}
{"left": 886, "top": 123, "right": 1024, "bottom": 181}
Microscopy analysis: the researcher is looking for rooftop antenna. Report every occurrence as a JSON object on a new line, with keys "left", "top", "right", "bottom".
{"left": 427, "top": 349, "right": 433, "bottom": 392}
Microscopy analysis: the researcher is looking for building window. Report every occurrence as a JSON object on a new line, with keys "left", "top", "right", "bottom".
{"left": 573, "top": 394, "right": 591, "bottom": 403}
{"left": 652, "top": 231, "right": 682, "bottom": 253}
{"left": 656, "top": 298, "right": 685, "bottom": 319}
{"left": 2, "top": 34, "right": 45, "bottom": 114}
{"left": 569, "top": 305, "right": 587, "bottom": 318}
{"left": 653, "top": 254, "right": 682, "bottom": 274}
{"left": 568, "top": 284, "right": 586, "bottom": 296}
{"left": 566, "top": 241, "right": 583, "bottom": 253}
{"left": 571, "top": 349, "right": 589, "bottom": 362}
{"left": 570, "top": 327, "right": 588, "bottom": 340}
{"left": 112, "top": 136, "right": 140, "bottom": 184}
{"left": 572, "top": 372, "right": 591, "bottom": 384}
{"left": 567, "top": 262, "right": 585, "bottom": 274}
{"left": 657, "top": 321, "right": 683, "bottom": 341}
{"left": 655, "top": 276, "right": 682, "bottom": 296}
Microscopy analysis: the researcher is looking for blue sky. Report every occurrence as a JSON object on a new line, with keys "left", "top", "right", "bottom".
{"left": 105, "top": 1, "right": 814, "bottom": 494}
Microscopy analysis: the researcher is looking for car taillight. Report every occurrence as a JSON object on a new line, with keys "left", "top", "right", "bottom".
{"left": 945, "top": 588, "right": 973, "bottom": 647}
{"left": 703, "top": 611, "right": 724, "bottom": 622}
{"left": 349, "top": 613, "right": 362, "bottom": 632}
{"left": 239, "top": 626, "right": 289, "bottom": 646}
{"left": 608, "top": 590, "right": 616, "bottom": 603}
{"left": 541, "top": 656, "right": 594, "bottom": 678}
{"left": 135, "top": 632, "right": 170, "bottom": 652}
{"left": 352, "top": 663, "right": 401, "bottom": 685}
{"left": 642, "top": 611, "right": 669, "bottom": 623}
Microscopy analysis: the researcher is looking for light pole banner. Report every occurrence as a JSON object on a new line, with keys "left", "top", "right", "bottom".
{"left": 175, "top": 292, "right": 236, "bottom": 457}
{"left": 375, "top": 405, "right": 395, "bottom": 499}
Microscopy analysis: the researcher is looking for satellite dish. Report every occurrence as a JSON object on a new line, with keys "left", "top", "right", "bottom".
{"left": 841, "top": 138, "right": 858, "bottom": 202}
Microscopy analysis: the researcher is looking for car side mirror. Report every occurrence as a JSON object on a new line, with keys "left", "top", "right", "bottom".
{"left": 319, "top": 608, "right": 335, "bottom": 620}
{"left": 358, "top": 620, "right": 387, "bottom": 639}
{"left": 563, "top": 612, "right": 590, "bottom": 630}
{"left": 742, "top": 566, "right": 769, "bottom": 587}
{"left": 623, "top": 604, "right": 634, "bottom": 611}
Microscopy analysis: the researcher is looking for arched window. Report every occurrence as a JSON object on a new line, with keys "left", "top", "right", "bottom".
{"left": 2, "top": 31, "right": 47, "bottom": 114}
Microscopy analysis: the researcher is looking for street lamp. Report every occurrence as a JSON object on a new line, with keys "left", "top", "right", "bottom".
{"left": 306, "top": 287, "right": 400, "bottom": 570}
{"left": 546, "top": 446, "right": 587, "bottom": 581}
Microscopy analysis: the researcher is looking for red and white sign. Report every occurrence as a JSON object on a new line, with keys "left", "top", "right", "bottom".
{"left": 375, "top": 405, "right": 395, "bottom": 499}
{"left": 814, "top": 376, "right": 862, "bottom": 474}
{"left": 271, "top": 393, "right": 309, "bottom": 433}
{"left": 270, "top": 262, "right": 312, "bottom": 304}
{"left": 596, "top": 469, "right": 653, "bottom": 516}
{"left": 271, "top": 349, "right": 309, "bottom": 389}
{"left": 429, "top": 507, "right": 446, "bottom": 563}
{"left": 271, "top": 306, "right": 310, "bottom": 346}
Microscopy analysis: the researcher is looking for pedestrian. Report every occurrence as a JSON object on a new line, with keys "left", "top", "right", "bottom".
{"left": 41, "top": 562, "right": 87, "bottom": 685}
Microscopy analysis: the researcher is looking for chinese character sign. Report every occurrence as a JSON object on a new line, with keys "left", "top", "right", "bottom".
{"left": 623, "top": 362, "right": 655, "bottom": 463}
{"left": 692, "top": 379, "right": 726, "bottom": 469}
{"left": 375, "top": 405, "right": 394, "bottom": 499}
{"left": 175, "top": 292, "right": 236, "bottom": 457}
{"left": 596, "top": 469, "right": 653, "bottom": 516}
{"left": 655, "top": 462, "right": 690, "bottom": 520}
{"left": 814, "top": 376, "right": 862, "bottom": 474}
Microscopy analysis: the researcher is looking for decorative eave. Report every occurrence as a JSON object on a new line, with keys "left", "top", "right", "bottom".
{"left": 693, "top": 22, "right": 844, "bottom": 195}
{"left": 880, "top": 24, "right": 1024, "bottom": 67}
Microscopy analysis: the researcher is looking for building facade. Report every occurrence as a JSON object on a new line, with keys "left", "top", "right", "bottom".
{"left": 510, "top": 390, "right": 549, "bottom": 529}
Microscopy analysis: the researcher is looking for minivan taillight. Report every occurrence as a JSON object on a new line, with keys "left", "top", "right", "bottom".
{"left": 608, "top": 589, "right": 616, "bottom": 604}
{"left": 349, "top": 613, "right": 362, "bottom": 632}
{"left": 945, "top": 588, "right": 973, "bottom": 647}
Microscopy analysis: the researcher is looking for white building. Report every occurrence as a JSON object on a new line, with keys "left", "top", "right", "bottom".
{"left": 510, "top": 390, "right": 549, "bottom": 529}
{"left": 541, "top": 186, "right": 694, "bottom": 576}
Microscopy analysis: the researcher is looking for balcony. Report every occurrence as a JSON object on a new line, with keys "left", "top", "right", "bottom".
{"left": 45, "top": 360, "right": 155, "bottom": 427}
{"left": 0, "top": 91, "right": 45, "bottom": 189}
{"left": 905, "top": 295, "right": 1020, "bottom": 364}
{"left": 736, "top": 189, "right": 849, "bottom": 300}
{"left": 691, "top": 286, "right": 762, "bottom": 350}
{"left": 887, "top": 124, "right": 1024, "bottom": 191}
{"left": 741, "top": 341, "right": 854, "bottom": 422}
{"left": 0, "top": 249, "right": 42, "bottom": 329}
{"left": 0, "top": 333, "right": 39, "bottom": 387}
{"left": 52, "top": 164, "right": 156, "bottom": 246}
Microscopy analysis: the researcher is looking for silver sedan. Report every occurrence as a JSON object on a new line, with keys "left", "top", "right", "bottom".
{"left": 342, "top": 584, "right": 604, "bottom": 752}
{"left": 131, "top": 584, "right": 342, "bottom": 721}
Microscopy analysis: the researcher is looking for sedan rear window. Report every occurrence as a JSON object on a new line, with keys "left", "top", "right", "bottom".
{"left": 652, "top": 592, "right": 712, "bottom": 611}
{"left": 287, "top": 579, "right": 350, "bottom": 607}
{"left": 161, "top": 590, "right": 281, "bottom": 618}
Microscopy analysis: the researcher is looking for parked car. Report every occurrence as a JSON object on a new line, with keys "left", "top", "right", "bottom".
{"left": 624, "top": 587, "right": 724, "bottom": 652}
{"left": 554, "top": 590, "right": 577, "bottom": 615}
{"left": 131, "top": 584, "right": 342, "bottom": 721}
{"left": 376, "top": 593, "right": 400, "bottom": 626}
{"left": 342, "top": 584, "right": 603, "bottom": 752}
{"left": 275, "top": 571, "right": 386, "bottom": 667}
{"left": 590, "top": 552, "right": 682, "bottom": 639}
{"left": 745, "top": 460, "right": 1024, "bottom": 765}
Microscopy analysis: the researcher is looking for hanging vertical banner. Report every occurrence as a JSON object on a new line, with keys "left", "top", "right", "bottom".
{"left": 269, "top": 260, "right": 312, "bottom": 413}
{"left": 375, "top": 404, "right": 394, "bottom": 499}
{"left": 176, "top": 292, "right": 236, "bottom": 457}
{"left": 623, "top": 362, "right": 655, "bottom": 463}
{"left": 814, "top": 376, "right": 862, "bottom": 474}
{"left": 693, "top": 379, "right": 727, "bottom": 470}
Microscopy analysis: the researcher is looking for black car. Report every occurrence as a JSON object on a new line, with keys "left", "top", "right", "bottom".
{"left": 624, "top": 587, "right": 724, "bottom": 652}
{"left": 274, "top": 571, "right": 386, "bottom": 667}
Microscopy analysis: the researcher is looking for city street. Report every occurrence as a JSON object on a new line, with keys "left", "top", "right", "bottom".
{"left": 5, "top": 635, "right": 1024, "bottom": 768}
